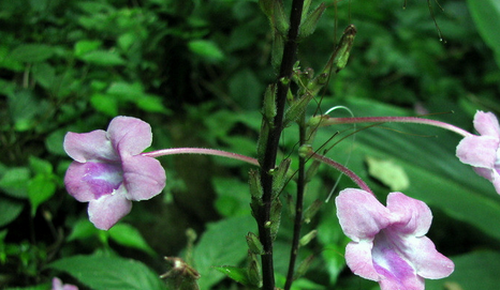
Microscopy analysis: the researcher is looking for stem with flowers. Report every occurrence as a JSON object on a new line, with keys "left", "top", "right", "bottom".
{"left": 256, "top": 0, "right": 305, "bottom": 289}
{"left": 58, "top": 1, "right": 500, "bottom": 290}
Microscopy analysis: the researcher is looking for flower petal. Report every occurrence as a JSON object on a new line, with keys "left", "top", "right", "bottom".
{"left": 52, "top": 278, "right": 64, "bottom": 290}
{"left": 64, "top": 161, "right": 123, "bottom": 202}
{"left": 88, "top": 191, "right": 132, "bottom": 230}
{"left": 345, "top": 241, "right": 379, "bottom": 281}
{"left": 52, "top": 278, "right": 79, "bottom": 290}
{"left": 64, "top": 130, "right": 119, "bottom": 163}
{"left": 372, "top": 231, "right": 424, "bottom": 290}
{"left": 336, "top": 189, "right": 391, "bottom": 241}
{"left": 107, "top": 116, "right": 153, "bottom": 156}
{"left": 122, "top": 155, "right": 166, "bottom": 201}
{"left": 474, "top": 111, "right": 500, "bottom": 137}
{"left": 400, "top": 235, "right": 454, "bottom": 279}
{"left": 386, "top": 192, "right": 432, "bottom": 236}
{"left": 456, "top": 135, "right": 498, "bottom": 168}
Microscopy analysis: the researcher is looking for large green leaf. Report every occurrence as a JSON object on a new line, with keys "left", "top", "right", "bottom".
{"left": 0, "top": 196, "right": 24, "bottom": 227}
{"left": 79, "top": 50, "right": 126, "bottom": 66}
{"left": 193, "top": 215, "right": 255, "bottom": 289}
{"left": 0, "top": 167, "right": 30, "bottom": 198}
{"left": 4, "top": 283, "right": 51, "bottom": 290}
{"left": 467, "top": 0, "right": 500, "bottom": 68}
{"left": 48, "top": 255, "right": 166, "bottom": 290}
{"left": 188, "top": 40, "right": 225, "bottom": 62}
{"left": 8, "top": 44, "right": 55, "bottom": 63}
{"left": 108, "top": 223, "right": 156, "bottom": 256}
{"left": 315, "top": 98, "right": 500, "bottom": 241}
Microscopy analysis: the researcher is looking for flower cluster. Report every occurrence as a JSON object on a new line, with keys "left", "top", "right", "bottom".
{"left": 64, "top": 116, "right": 166, "bottom": 230}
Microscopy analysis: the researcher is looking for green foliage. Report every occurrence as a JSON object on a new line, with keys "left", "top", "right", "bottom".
{"left": 2, "top": 0, "right": 500, "bottom": 289}
{"left": 467, "top": 0, "right": 500, "bottom": 68}
{"left": 193, "top": 215, "right": 255, "bottom": 289}
{"left": 49, "top": 254, "right": 167, "bottom": 290}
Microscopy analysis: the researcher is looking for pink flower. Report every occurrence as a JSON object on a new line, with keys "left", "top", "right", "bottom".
{"left": 335, "top": 188, "right": 454, "bottom": 290}
{"left": 456, "top": 111, "right": 500, "bottom": 194}
{"left": 52, "top": 277, "right": 78, "bottom": 290}
{"left": 64, "top": 116, "right": 166, "bottom": 230}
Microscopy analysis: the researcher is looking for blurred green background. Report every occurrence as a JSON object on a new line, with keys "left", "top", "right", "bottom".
{"left": 1, "top": 0, "right": 500, "bottom": 289}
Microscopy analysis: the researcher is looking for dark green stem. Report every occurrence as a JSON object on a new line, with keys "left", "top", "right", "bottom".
{"left": 284, "top": 114, "right": 307, "bottom": 290}
{"left": 258, "top": 0, "right": 305, "bottom": 289}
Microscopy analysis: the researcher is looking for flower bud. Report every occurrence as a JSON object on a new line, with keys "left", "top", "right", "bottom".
{"left": 247, "top": 251, "right": 263, "bottom": 287}
{"left": 303, "top": 199, "right": 323, "bottom": 224}
{"left": 246, "top": 232, "right": 264, "bottom": 255}
{"left": 262, "top": 84, "right": 277, "bottom": 122}
{"left": 299, "top": 3, "right": 326, "bottom": 39}
{"left": 272, "top": 158, "right": 292, "bottom": 198}
{"left": 294, "top": 254, "right": 315, "bottom": 280}
{"left": 299, "top": 229, "right": 318, "bottom": 247}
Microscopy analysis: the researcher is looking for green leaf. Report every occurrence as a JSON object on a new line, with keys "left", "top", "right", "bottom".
{"left": 28, "top": 174, "right": 57, "bottom": 216}
{"left": 108, "top": 224, "right": 156, "bottom": 256}
{"left": 213, "top": 177, "right": 251, "bottom": 217}
{"left": 67, "top": 219, "right": 99, "bottom": 241}
{"left": 0, "top": 167, "right": 30, "bottom": 198}
{"left": 7, "top": 90, "right": 40, "bottom": 132}
{"left": 467, "top": 0, "right": 500, "bottom": 68}
{"left": 107, "top": 82, "right": 144, "bottom": 98}
{"left": 79, "top": 50, "right": 126, "bottom": 66}
{"left": 317, "top": 202, "right": 349, "bottom": 284}
{"left": 136, "top": 95, "right": 170, "bottom": 114}
{"left": 193, "top": 215, "right": 255, "bottom": 289}
{"left": 118, "top": 33, "right": 136, "bottom": 52}
{"left": 188, "top": 40, "right": 225, "bottom": 62}
{"left": 228, "top": 69, "right": 262, "bottom": 110}
{"left": 213, "top": 266, "right": 250, "bottom": 286}
{"left": 0, "top": 196, "right": 24, "bottom": 227}
{"left": 365, "top": 156, "right": 410, "bottom": 191}
{"left": 29, "top": 156, "right": 53, "bottom": 175}
{"left": 32, "top": 62, "right": 55, "bottom": 89}
{"left": 4, "top": 283, "right": 51, "bottom": 290}
{"left": 0, "top": 45, "right": 24, "bottom": 71}
{"left": 275, "top": 273, "right": 326, "bottom": 290}
{"left": 45, "top": 129, "right": 67, "bottom": 156}
{"left": 105, "top": 82, "right": 169, "bottom": 114}
{"left": 74, "top": 40, "right": 102, "bottom": 57}
{"left": 49, "top": 255, "right": 166, "bottom": 290}
{"left": 8, "top": 44, "right": 55, "bottom": 62}
{"left": 90, "top": 93, "right": 119, "bottom": 116}
{"left": 426, "top": 251, "right": 500, "bottom": 290}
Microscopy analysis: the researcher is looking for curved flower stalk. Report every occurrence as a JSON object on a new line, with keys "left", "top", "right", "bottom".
{"left": 52, "top": 277, "right": 78, "bottom": 290}
{"left": 336, "top": 188, "right": 454, "bottom": 290}
{"left": 64, "top": 116, "right": 166, "bottom": 230}
{"left": 456, "top": 111, "right": 500, "bottom": 195}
